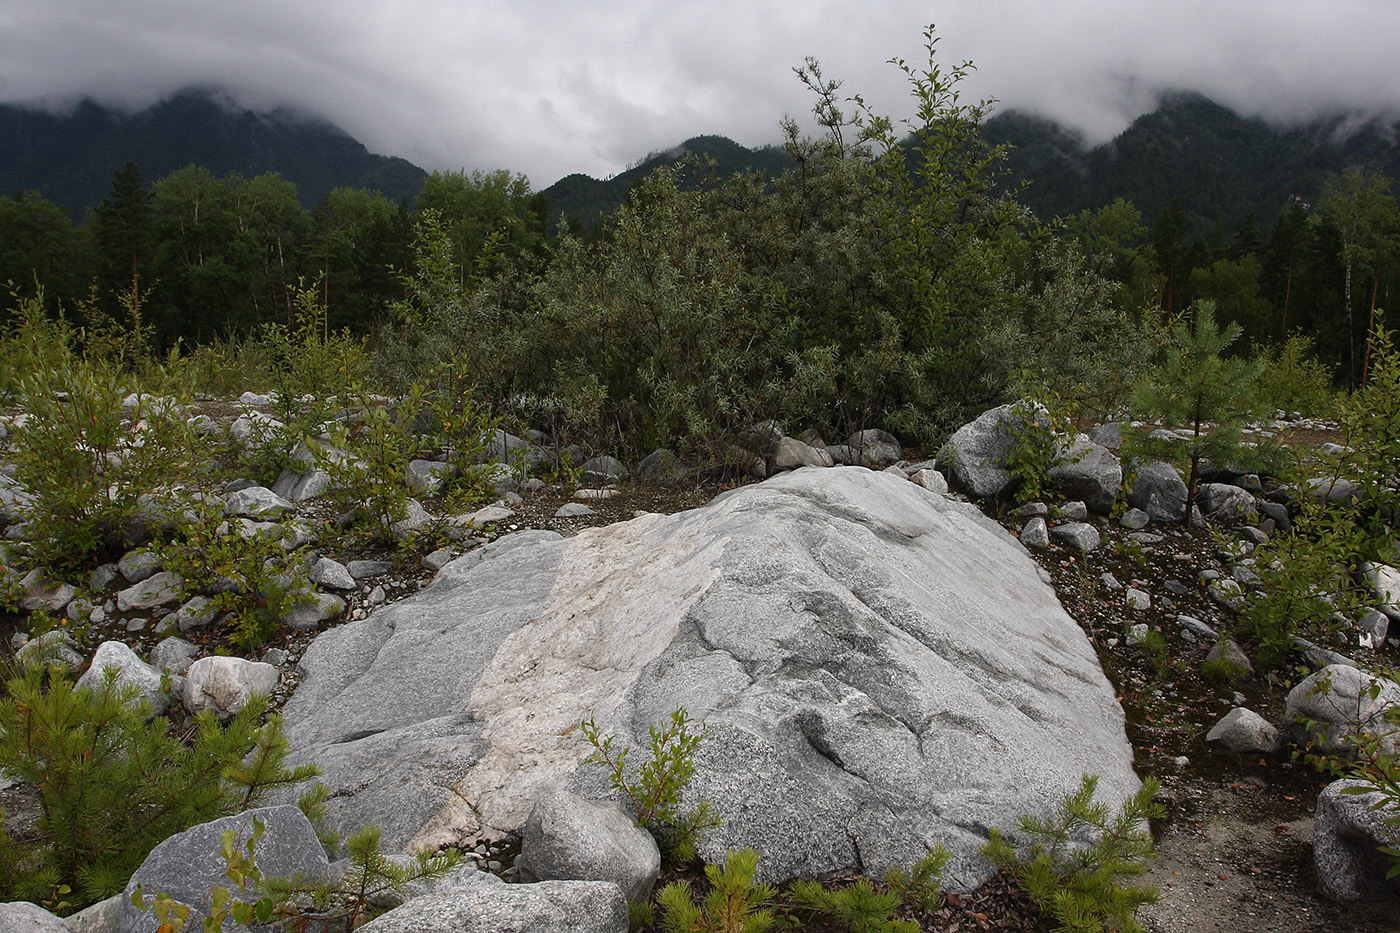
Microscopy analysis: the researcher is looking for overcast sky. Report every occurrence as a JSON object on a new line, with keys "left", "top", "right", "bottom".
{"left": 3, "top": 1, "right": 1399, "bottom": 187}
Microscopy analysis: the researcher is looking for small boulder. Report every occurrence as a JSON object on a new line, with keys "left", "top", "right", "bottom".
{"left": 844, "top": 429, "right": 902, "bottom": 469}
{"left": 637, "top": 449, "right": 686, "bottom": 482}
{"left": 121, "top": 806, "right": 328, "bottom": 933}
{"left": 1313, "top": 778, "right": 1400, "bottom": 904}
{"left": 938, "top": 402, "right": 1048, "bottom": 500}
{"left": 769, "top": 437, "right": 834, "bottom": 473}
{"left": 1049, "top": 522, "right": 1100, "bottom": 553}
{"left": 117, "top": 571, "right": 185, "bottom": 612}
{"left": 1127, "top": 461, "right": 1188, "bottom": 524}
{"left": 406, "top": 459, "right": 452, "bottom": 497}
{"left": 580, "top": 456, "right": 628, "bottom": 486}
{"left": 76, "top": 640, "right": 169, "bottom": 715}
{"left": 1206, "top": 708, "right": 1282, "bottom": 754}
{"left": 517, "top": 789, "right": 661, "bottom": 902}
{"left": 18, "top": 567, "right": 76, "bottom": 614}
{"left": 224, "top": 485, "right": 294, "bottom": 519}
{"left": 311, "top": 557, "right": 356, "bottom": 591}
{"left": 183, "top": 656, "right": 280, "bottom": 720}
{"left": 1019, "top": 517, "right": 1049, "bottom": 549}
{"left": 283, "top": 591, "right": 346, "bottom": 631}
{"left": 1285, "top": 664, "right": 1400, "bottom": 755}
{"left": 150, "top": 636, "right": 201, "bottom": 676}
{"left": 1046, "top": 434, "right": 1121, "bottom": 514}
{"left": 908, "top": 469, "right": 948, "bottom": 495}
{"left": 117, "top": 549, "right": 162, "bottom": 584}
{"left": 354, "top": 879, "right": 628, "bottom": 933}
{"left": 1196, "top": 483, "right": 1258, "bottom": 524}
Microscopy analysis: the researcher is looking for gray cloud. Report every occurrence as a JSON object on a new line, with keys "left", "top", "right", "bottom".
{"left": 2, "top": 1, "right": 1398, "bottom": 187}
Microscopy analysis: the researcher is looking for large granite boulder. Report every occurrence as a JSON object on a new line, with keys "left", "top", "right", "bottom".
{"left": 1313, "top": 779, "right": 1400, "bottom": 904}
{"left": 280, "top": 467, "right": 1138, "bottom": 888}
{"left": 517, "top": 788, "right": 660, "bottom": 901}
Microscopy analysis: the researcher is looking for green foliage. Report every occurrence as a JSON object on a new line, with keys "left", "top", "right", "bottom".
{"left": 259, "top": 278, "right": 370, "bottom": 425}
{"left": 6, "top": 288, "right": 201, "bottom": 571}
{"left": 0, "top": 664, "right": 318, "bottom": 912}
{"left": 881, "top": 845, "right": 949, "bottom": 914}
{"left": 656, "top": 847, "right": 778, "bottom": 933}
{"left": 1248, "top": 334, "right": 1337, "bottom": 418}
{"left": 582, "top": 707, "right": 720, "bottom": 867}
{"left": 156, "top": 498, "right": 314, "bottom": 651}
{"left": 317, "top": 391, "right": 425, "bottom": 544}
{"left": 982, "top": 774, "right": 1163, "bottom": 933}
{"left": 1003, "top": 396, "right": 1078, "bottom": 505}
{"left": 786, "top": 877, "right": 917, "bottom": 933}
{"left": 1126, "top": 301, "right": 1264, "bottom": 513}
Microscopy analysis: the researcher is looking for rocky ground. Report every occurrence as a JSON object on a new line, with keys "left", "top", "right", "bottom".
{"left": 2, "top": 399, "right": 1398, "bottom": 931}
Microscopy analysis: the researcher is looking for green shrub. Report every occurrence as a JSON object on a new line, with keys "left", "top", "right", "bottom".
{"left": 1249, "top": 334, "right": 1338, "bottom": 419}
{"left": 982, "top": 774, "right": 1162, "bottom": 933}
{"left": 8, "top": 306, "right": 201, "bottom": 571}
{"left": 581, "top": 707, "right": 721, "bottom": 867}
{"left": 655, "top": 847, "right": 777, "bottom": 933}
{"left": 0, "top": 664, "right": 318, "bottom": 912}
{"left": 156, "top": 499, "right": 314, "bottom": 651}
{"left": 318, "top": 391, "right": 423, "bottom": 544}
{"left": 880, "top": 845, "right": 949, "bottom": 914}
{"left": 786, "top": 877, "right": 918, "bottom": 933}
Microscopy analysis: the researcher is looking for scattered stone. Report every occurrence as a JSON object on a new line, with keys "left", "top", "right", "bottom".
{"left": 580, "top": 456, "right": 628, "bottom": 486}
{"left": 1358, "top": 610, "right": 1390, "bottom": 646}
{"left": 844, "top": 428, "right": 902, "bottom": 468}
{"left": 90, "top": 562, "right": 122, "bottom": 591}
{"left": 1127, "top": 461, "right": 1188, "bottom": 524}
{"left": 1196, "top": 483, "right": 1258, "bottom": 524}
{"left": 1019, "top": 517, "right": 1049, "bottom": 548}
{"left": 348, "top": 559, "right": 395, "bottom": 579}
{"left": 1119, "top": 508, "right": 1150, "bottom": 530}
{"left": 1237, "top": 526, "right": 1269, "bottom": 545}
{"left": 18, "top": 567, "right": 76, "bottom": 613}
{"left": 1058, "top": 501, "right": 1089, "bottom": 522}
{"left": 1047, "top": 434, "right": 1121, "bottom": 514}
{"left": 423, "top": 547, "right": 459, "bottom": 572}
{"left": 555, "top": 503, "right": 596, "bottom": 518}
{"left": 1206, "top": 578, "right": 1244, "bottom": 612}
{"left": 1087, "top": 422, "right": 1122, "bottom": 450}
{"left": 1305, "top": 476, "right": 1358, "bottom": 504}
{"left": 172, "top": 595, "right": 218, "bottom": 633}
{"left": 1206, "top": 638, "right": 1254, "bottom": 675}
{"left": 1362, "top": 562, "right": 1400, "bottom": 621}
{"left": 1285, "top": 664, "right": 1400, "bottom": 755}
{"left": 1176, "top": 615, "right": 1218, "bottom": 639}
{"left": 406, "top": 459, "right": 452, "bottom": 497}
{"left": 311, "top": 557, "right": 357, "bottom": 591}
{"left": 908, "top": 469, "right": 948, "bottom": 495}
{"left": 16, "top": 630, "right": 85, "bottom": 672}
{"left": 1258, "top": 500, "right": 1291, "bottom": 532}
{"left": 283, "top": 592, "right": 347, "bottom": 631}
{"left": 1125, "top": 588, "right": 1151, "bottom": 611}
{"left": 118, "top": 549, "right": 162, "bottom": 583}
{"left": 1206, "top": 708, "right": 1283, "bottom": 754}
{"left": 120, "top": 806, "right": 328, "bottom": 933}
{"left": 183, "top": 656, "right": 280, "bottom": 720}
{"left": 1010, "top": 501, "right": 1048, "bottom": 518}
{"left": 637, "top": 448, "right": 686, "bottom": 482}
{"left": 150, "top": 636, "right": 201, "bottom": 676}
{"left": 573, "top": 488, "right": 622, "bottom": 500}
{"left": 390, "top": 498, "right": 434, "bottom": 539}
{"left": 1049, "top": 521, "right": 1100, "bottom": 553}
{"left": 517, "top": 789, "right": 660, "bottom": 902}
{"left": 1101, "top": 572, "right": 1122, "bottom": 592}
{"left": 116, "top": 570, "right": 184, "bottom": 612}
{"left": 76, "top": 640, "right": 169, "bottom": 715}
{"left": 224, "top": 485, "right": 294, "bottom": 519}
{"left": 769, "top": 436, "right": 833, "bottom": 472}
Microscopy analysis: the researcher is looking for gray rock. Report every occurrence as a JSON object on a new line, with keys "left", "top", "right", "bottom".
{"left": 1362, "top": 563, "right": 1400, "bottom": 622}
{"left": 1049, "top": 522, "right": 1100, "bottom": 553}
{"left": 18, "top": 567, "right": 76, "bottom": 613}
{"left": 1206, "top": 577, "right": 1244, "bottom": 611}
{"left": 1058, "top": 501, "right": 1089, "bottom": 522}
{"left": 1258, "top": 500, "right": 1291, "bottom": 532}
{"left": 1196, "top": 483, "right": 1258, "bottom": 524}
{"left": 637, "top": 449, "right": 686, "bottom": 482}
{"left": 555, "top": 503, "right": 595, "bottom": 518}
{"left": 282, "top": 592, "right": 346, "bottom": 631}
{"left": 825, "top": 445, "right": 858, "bottom": 466}
{"left": 280, "top": 468, "right": 1138, "bottom": 888}
{"left": 121, "top": 806, "right": 328, "bottom": 933}
{"left": 116, "top": 571, "right": 185, "bottom": 612}
{"left": 1019, "top": 517, "right": 1049, "bottom": 549}
{"left": 391, "top": 499, "right": 434, "bottom": 540}
{"left": 517, "top": 789, "right": 660, "bottom": 902}
{"left": 1359, "top": 610, "right": 1390, "bottom": 646}
{"left": 311, "top": 557, "right": 357, "bottom": 591}
{"left": 223, "top": 485, "right": 294, "bottom": 519}
{"left": 1313, "top": 779, "right": 1400, "bottom": 904}
{"left": 1047, "top": 434, "right": 1121, "bottom": 514}
{"left": 1206, "top": 638, "right": 1254, "bottom": 675}
{"left": 172, "top": 595, "right": 218, "bottom": 633}
{"left": 1205, "top": 708, "right": 1282, "bottom": 754}
{"left": 1176, "top": 615, "right": 1218, "bottom": 639}
{"left": 730, "top": 447, "right": 768, "bottom": 479}
{"left": 183, "top": 656, "right": 280, "bottom": 720}
{"left": 908, "top": 469, "right": 948, "bottom": 495}
{"left": 1011, "top": 502, "right": 1048, "bottom": 518}
{"left": 1127, "top": 461, "right": 1188, "bottom": 524}
{"left": 769, "top": 437, "right": 834, "bottom": 472}
{"left": 737, "top": 420, "right": 785, "bottom": 457}
{"left": 1285, "top": 664, "right": 1400, "bottom": 755}
{"left": 0, "top": 474, "right": 35, "bottom": 525}
{"left": 348, "top": 559, "right": 396, "bottom": 579}
{"left": 91, "top": 563, "right": 122, "bottom": 592}
{"left": 938, "top": 402, "right": 1049, "bottom": 500}
{"left": 407, "top": 459, "right": 453, "bottom": 497}
{"left": 1119, "top": 508, "right": 1150, "bottom": 530}
{"left": 117, "top": 549, "right": 161, "bottom": 584}
{"left": 423, "top": 548, "right": 459, "bottom": 573}
{"left": 1306, "top": 476, "right": 1359, "bottom": 504}
{"left": 15, "top": 630, "right": 84, "bottom": 672}
{"left": 150, "top": 636, "right": 200, "bottom": 676}
{"left": 580, "top": 456, "right": 627, "bottom": 486}
{"left": 355, "top": 879, "right": 628, "bottom": 933}
{"left": 272, "top": 467, "right": 333, "bottom": 503}
{"left": 0, "top": 902, "right": 67, "bottom": 933}
{"left": 844, "top": 429, "right": 902, "bottom": 469}
{"left": 1125, "top": 588, "right": 1150, "bottom": 611}
{"left": 1086, "top": 422, "right": 1122, "bottom": 450}
{"left": 76, "top": 640, "right": 169, "bottom": 715}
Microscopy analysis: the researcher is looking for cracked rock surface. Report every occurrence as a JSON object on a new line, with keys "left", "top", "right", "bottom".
{"left": 281, "top": 466, "right": 1138, "bottom": 886}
